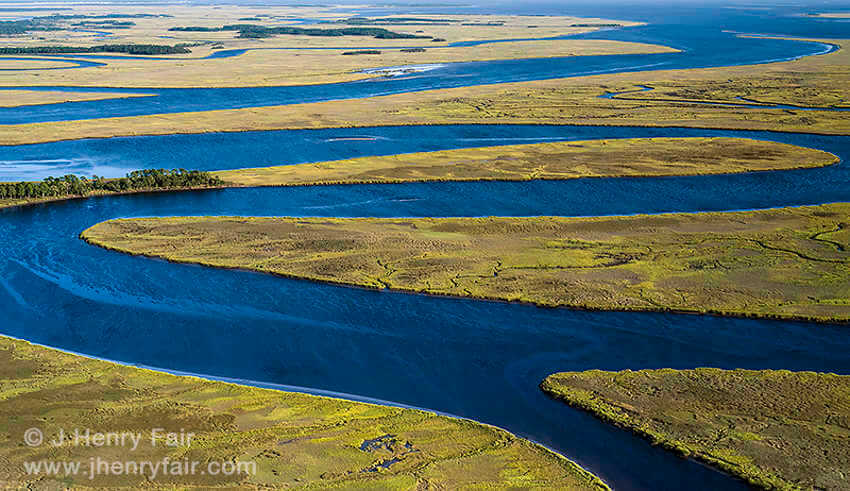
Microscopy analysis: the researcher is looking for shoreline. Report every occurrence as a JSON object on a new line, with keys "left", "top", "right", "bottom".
{"left": 539, "top": 369, "right": 850, "bottom": 490}
{"left": 213, "top": 157, "right": 840, "bottom": 188}
{"left": 0, "top": 31, "right": 829, "bottom": 92}
{"left": 0, "top": 184, "right": 228, "bottom": 211}
{"left": 80, "top": 219, "right": 850, "bottom": 326}
{"left": 0, "top": 38, "right": 677, "bottom": 91}
{"left": 539, "top": 379, "right": 759, "bottom": 488}
{"left": 3, "top": 135, "right": 838, "bottom": 208}
{"left": 3, "top": 8, "right": 847, "bottom": 490}
{"left": 0, "top": 37, "right": 845, "bottom": 145}
{"left": 0, "top": 331, "right": 612, "bottom": 490}
{"left": 5, "top": 118, "right": 850, "bottom": 148}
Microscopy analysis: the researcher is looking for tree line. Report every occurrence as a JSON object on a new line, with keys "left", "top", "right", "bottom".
{"left": 71, "top": 21, "right": 136, "bottom": 28}
{"left": 0, "top": 19, "right": 60, "bottom": 35}
{"left": 327, "top": 17, "right": 456, "bottom": 26}
{"left": 0, "top": 44, "right": 194, "bottom": 55}
{"left": 0, "top": 14, "right": 170, "bottom": 36}
{"left": 169, "top": 24, "right": 431, "bottom": 40}
{"left": 332, "top": 17, "right": 457, "bottom": 23}
{"left": 0, "top": 169, "right": 224, "bottom": 200}
{"left": 45, "top": 14, "right": 172, "bottom": 20}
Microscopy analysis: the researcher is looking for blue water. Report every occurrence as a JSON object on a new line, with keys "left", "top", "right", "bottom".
{"left": 2, "top": 181, "right": 849, "bottom": 491}
{"left": 2, "top": 124, "right": 850, "bottom": 490}
{"left": 1, "top": 126, "right": 849, "bottom": 209}
{"left": 0, "top": 57, "right": 105, "bottom": 71}
{"left": 2, "top": 2, "right": 850, "bottom": 490}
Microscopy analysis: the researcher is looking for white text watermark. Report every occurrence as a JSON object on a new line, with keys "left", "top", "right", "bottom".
{"left": 22, "top": 427, "right": 255, "bottom": 480}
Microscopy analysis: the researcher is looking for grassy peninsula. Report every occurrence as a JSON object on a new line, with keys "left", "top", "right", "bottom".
{"left": 540, "top": 368, "right": 850, "bottom": 490}
{"left": 215, "top": 137, "right": 838, "bottom": 187}
{"left": 4, "top": 138, "right": 831, "bottom": 210}
{"left": 81, "top": 203, "right": 850, "bottom": 323}
{"left": 168, "top": 24, "right": 430, "bottom": 40}
{"left": 0, "top": 44, "right": 195, "bottom": 55}
{"left": 0, "top": 335, "right": 606, "bottom": 489}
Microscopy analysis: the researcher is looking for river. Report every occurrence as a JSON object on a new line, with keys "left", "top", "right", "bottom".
{"left": 1, "top": 3, "right": 849, "bottom": 489}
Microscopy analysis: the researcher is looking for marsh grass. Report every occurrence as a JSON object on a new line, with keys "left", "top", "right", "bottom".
{"left": 5, "top": 138, "right": 831, "bottom": 210}
{"left": 4, "top": 38, "right": 848, "bottom": 145}
{"left": 0, "top": 335, "right": 606, "bottom": 489}
{"left": 215, "top": 137, "right": 838, "bottom": 187}
{"left": 82, "top": 203, "right": 850, "bottom": 323}
{"left": 541, "top": 368, "right": 850, "bottom": 490}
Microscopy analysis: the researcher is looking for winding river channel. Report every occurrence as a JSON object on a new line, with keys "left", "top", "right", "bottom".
{"left": 2, "top": 4, "right": 850, "bottom": 490}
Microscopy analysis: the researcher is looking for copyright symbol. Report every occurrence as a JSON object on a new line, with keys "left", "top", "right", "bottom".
{"left": 24, "top": 428, "right": 43, "bottom": 447}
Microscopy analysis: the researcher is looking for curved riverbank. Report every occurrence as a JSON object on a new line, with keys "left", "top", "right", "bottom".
{"left": 0, "top": 333, "right": 610, "bottom": 489}
{"left": 213, "top": 137, "right": 839, "bottom": 187}
{"left": 0, "top": 89, "right": 154, "bottom": 108}
{"left": 0, "top": 26, "right": 833, "bottom": 127}
{"left": 4, "top": 180, "right": 849, "bottom": 491}
{"left": 79, "top": 206, "right": 850, "bottom": 324}
{"left": 3, "top": 136, "right": 837, "bottom": 210}
{"left": 0, "top": 38, "right": 678, "bottom": 90}
{"left": 1, "top": 132, "right": 840, "bottom": 207}
{"left": 541, "top": 368, "right": 850, "bottom": 489}
{"left": 0, "top": 184, "right": 230, "bottom": 211}
{"left": 77, "top": 230, "right": 850, "bottom": 326}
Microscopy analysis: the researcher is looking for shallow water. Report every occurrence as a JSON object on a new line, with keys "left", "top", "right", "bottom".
{"left": 0, "top": 57, "right": 105, "bottom": 71}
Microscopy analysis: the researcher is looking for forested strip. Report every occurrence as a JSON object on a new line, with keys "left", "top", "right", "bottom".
{"left": 169, "top": 24, "right": 431, "bottom": 39}
{"left": 0, "top": 14, "right": 170, "bottom": 36}
{"left": 0, "top": 169, "right": 223, "bottom": 200}
{"left": 0, "top": 44, "right": 194, "bottom": 55}
{"left": 71, "top": 21, "right": 136, "bottom": 28}
{"left": 0, "top": 20, "right": 58, "bottom": 35}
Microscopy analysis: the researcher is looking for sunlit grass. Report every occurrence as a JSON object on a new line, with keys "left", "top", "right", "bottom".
{"left": 541, "top": 368, "right": 850, "bottom": 490}
{"left": 215, "top": 137, "right": 837, "bottom": 187}
{"left": 0, "top": 335, "right": 606, "bottom": 489}
{"left": 82, "top": 203, "right": 850, "bottom": 323}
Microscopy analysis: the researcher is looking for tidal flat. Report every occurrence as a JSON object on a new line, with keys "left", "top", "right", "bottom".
{"left": 2, "top": 4, "right": 850, "bottom": 490}
{"left": 0, "top": 89, "right": 153, "bottom": 107}
{"left": 541, "top": 368, "right": 850, "bottom": 490}
{"left": 81, "top": 203, "right": 850, "bottom": 323}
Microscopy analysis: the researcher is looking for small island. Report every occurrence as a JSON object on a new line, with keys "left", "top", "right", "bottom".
{"left": 342, "top": 50, "right": 382, "bottom": 56}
